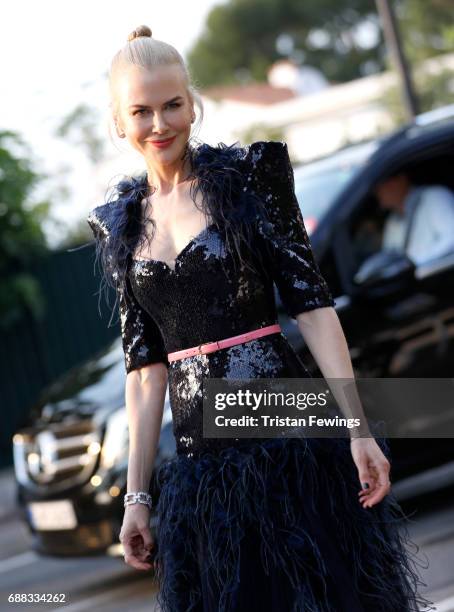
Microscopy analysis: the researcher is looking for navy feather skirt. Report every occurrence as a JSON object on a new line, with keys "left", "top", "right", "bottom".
{"left": 152, "top": 437, "right": 434, "bottom": 612}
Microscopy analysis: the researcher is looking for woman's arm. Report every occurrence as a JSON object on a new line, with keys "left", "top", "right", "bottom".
{"left": 296, "top": 306, "right": 392, "bottom": 509}
{"left": 296, "top": 306, "right": 370, "bottom": 438}
{"left": 125, "top": 362, "right": 168, "bottom": 493}
{"left": 87, "top": 202, "right": 170, "bottom": 567}
{"left": 120, "top": 362, "right": 168, "bottom": 571}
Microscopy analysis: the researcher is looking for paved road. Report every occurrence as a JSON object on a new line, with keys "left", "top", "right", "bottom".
{"left": 0, "top": 467, "right": 453, "bottom": 611}
{"left": 0, "top": 521, "right": 159, "bottom": 610}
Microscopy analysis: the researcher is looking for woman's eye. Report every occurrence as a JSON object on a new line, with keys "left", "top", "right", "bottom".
{"left": 133, "top": 103, "right": 180, "bottom": 116}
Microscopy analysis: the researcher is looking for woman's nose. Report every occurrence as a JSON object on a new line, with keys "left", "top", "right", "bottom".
{"left": 152, "top": 113, "right": 168, "bottom": 132}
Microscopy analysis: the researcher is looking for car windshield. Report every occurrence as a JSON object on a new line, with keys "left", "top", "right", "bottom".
{"left": 295, "top": 168, "right": 355, "bottom": 225}
{"left": 293, "top": 141, "right": 378, "bottom": 233}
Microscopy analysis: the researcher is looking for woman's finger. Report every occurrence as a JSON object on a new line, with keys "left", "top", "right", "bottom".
{"left": 358, "top": 465, "right": 378, "bottom": 496}
{"left": 121, "top": 536, "right": 134, "bottom": 559}
{"left": 362, "top": 463, "right": 391, "bottom": 507}
{"left": 357, "top": 469, "right": 377, "bottom": 498}
{"left": 139, "top": 525, "right": 154, "bottom": 551}
{"left": 122, "top": 535, "right": 153, "bottom": 570}
{"left": 124, "top": 550, "right": 152, "bottom": 571}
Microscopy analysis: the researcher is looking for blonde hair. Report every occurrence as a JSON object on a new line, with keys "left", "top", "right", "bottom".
{"left": 108, "top": 25, "right": 203, "bottom": 143}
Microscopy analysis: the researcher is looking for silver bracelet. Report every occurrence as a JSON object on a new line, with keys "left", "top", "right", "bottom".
{"left": 124, "top": 491, "right": 153, "bottom": 510}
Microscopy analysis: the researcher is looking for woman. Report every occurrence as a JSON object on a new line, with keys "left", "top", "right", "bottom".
{"left": 87, "top": 25, "right": 433, "bottom": 612}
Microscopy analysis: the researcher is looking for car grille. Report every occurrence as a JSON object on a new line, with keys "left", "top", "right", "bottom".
{"left": 13, "top": 419, "right": 102, "bottom": 493}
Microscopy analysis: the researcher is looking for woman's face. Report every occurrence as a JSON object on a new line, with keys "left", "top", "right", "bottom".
{"left": 115, "top": 63, "right": 194, "bottom": 167}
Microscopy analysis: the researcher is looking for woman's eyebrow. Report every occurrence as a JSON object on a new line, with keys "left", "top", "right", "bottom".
{"left": 128, "top": 96, "right": 183, "bottom": 109}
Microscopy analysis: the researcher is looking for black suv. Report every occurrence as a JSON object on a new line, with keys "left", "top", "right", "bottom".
{"left": 12, "top": 341, "right": 176, "bottom": 555}
{"left": 292, "top": 105, "right": 454, "bottom": 493}
{"left": 13, "top": 106, "right": 454, "bottom": 555}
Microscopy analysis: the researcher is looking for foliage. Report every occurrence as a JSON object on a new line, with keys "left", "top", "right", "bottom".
{"left": 187, "top": 0, "right": 454, "bottom": 107}
{"left": 0, "top": 131, "right": 50, "bottom": 328}
{"left": 55, "top": 103, "right": 105, "bottom": 164}
{"left": 382, "top": 65, "right": 454, "bottom": 127}
{"left": 395, "top": 0, "right": 454, "bottom": 64}
{"left": 378, "top": 0, "right": 454, "bottom": 125}
{"left": 187, "top": 0, "right": 385, "bottom": 88}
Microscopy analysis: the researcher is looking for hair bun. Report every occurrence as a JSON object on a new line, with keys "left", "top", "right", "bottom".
{"left": 128, "top": 25, "right": 152, "bottom": 42}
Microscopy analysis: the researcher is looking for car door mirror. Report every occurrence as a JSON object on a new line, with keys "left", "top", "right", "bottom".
{"left": 415, "top": 251, "right": 454, "bottom": 280}
{"left": 353, "top": 249, "right": 416, "bottom": 296}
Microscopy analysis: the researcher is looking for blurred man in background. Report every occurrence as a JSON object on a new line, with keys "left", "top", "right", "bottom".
{"left": 374, "top": 172, "right": 454, "bottom": 265}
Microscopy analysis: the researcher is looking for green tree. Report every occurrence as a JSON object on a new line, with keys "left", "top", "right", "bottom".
{"left": 55, "top": 103, "right": 105, "bottom": 164}
{"left": 0, "top": 131, "right": 51, "bottom": 328}
{"left": 187, "top": 0, "right": 453, "bottom": 96}
{"left": 383, "top": 65, "right": 454, "bottom": 127}
{"left": 187, "top": 0, "right": 384, "bottom": 88}
{"left": 381, "top": 0, "right": 454, "bottom": 125}
{"left": 189, "top": 0, "right": 454, "bottom": 130}
{"left": 396, "top": 0, "right": 454, "bottom": 64}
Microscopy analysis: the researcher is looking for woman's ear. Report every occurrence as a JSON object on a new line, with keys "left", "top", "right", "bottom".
{"left": 114, "top": 115, "right": 126, "bottom": 138}
{"left": 187, "top": 91, "right": 196, "bottom": 123}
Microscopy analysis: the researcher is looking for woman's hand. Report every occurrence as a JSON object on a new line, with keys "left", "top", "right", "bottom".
{"left": 350, "top": 437, "right": 392, "bottom": 508}
{"left": 119, "top": 504, "right": 156, "bottom": 571}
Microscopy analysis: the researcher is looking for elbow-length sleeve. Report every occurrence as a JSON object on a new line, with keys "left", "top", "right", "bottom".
{"left": 87, "top": 204, "right": 169, "bottom": 374}
{"left": 244, "top": 141, "right": 335, "bottom": 319}
{"left": 118, "top": 277, "right": 169, "bottom": 374}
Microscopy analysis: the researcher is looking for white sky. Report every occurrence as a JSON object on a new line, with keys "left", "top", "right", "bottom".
{"left": 0, "top": 0, "right": 219, "bottom": 244}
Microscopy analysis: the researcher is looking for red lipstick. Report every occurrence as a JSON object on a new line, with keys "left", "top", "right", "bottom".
{"left": 151, "top": 136, "right": 176, "bottom": 148}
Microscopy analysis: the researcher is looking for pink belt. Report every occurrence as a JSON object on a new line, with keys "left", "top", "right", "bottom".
{"left": 167, "top": 323, "right": 282, "bottom": 362}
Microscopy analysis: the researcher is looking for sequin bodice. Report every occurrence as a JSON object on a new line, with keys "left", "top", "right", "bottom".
{"left": 87, "top": 141, "right": 335, "bottom": 457}
{"left": 129, "top": 223, "right": 278, "bottom": 353}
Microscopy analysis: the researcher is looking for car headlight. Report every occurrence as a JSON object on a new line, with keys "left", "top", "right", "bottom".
{"left": 101, "top": 408, "right": 129, "bottom": 469}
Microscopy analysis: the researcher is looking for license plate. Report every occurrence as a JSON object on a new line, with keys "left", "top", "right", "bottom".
{"left": 28, "top": 500, "right": 77, "bottom": 531}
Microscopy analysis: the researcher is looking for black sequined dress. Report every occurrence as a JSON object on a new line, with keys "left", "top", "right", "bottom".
{"left": 87, "top": 141, "right": 432, "bottom": 612}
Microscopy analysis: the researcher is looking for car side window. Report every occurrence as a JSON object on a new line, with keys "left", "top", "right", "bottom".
{"left": 348, "top": 197, "right": 387, "bottom": 274}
